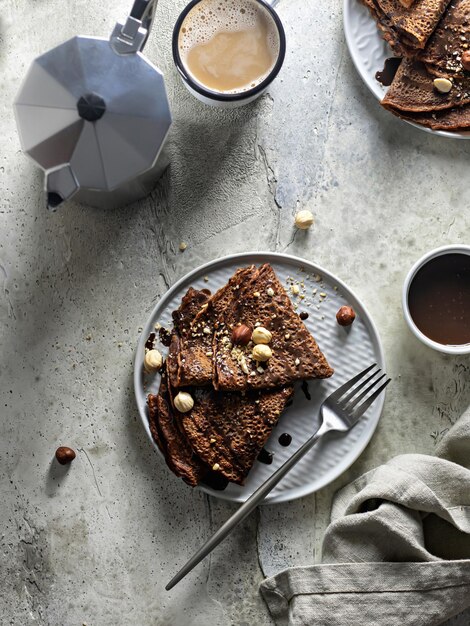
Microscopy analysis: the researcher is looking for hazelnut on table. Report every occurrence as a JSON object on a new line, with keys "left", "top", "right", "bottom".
{"left": 294, "top": 210, "right": 314, "bottom": 230}
{"left": 55, "top": 446, "right": 76, "bottom": 465}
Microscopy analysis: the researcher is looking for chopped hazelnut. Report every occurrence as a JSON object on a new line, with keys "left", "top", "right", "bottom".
{"left": 239, "top": 355, "right": 249, "bottom": 374}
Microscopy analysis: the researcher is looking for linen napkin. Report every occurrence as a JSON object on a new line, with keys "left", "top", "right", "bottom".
{"left": 260, "top": 406, "right": 470, "bottom": 626}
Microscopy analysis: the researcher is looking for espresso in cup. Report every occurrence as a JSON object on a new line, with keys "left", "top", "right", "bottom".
{"left": 173, "top": 0, "right": 285, "bottom": 107}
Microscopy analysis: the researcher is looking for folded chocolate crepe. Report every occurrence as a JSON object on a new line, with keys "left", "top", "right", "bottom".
{"left": 172, "top": 267, "right": 257, "bottom": 388}
{"left": 362, "top": 0, "right": 452, "bottom": 54}
{"left": 166, "top": 286, "right": 212, "bottom": 388}
{"left": 213, "top": 264, "right": 334, "bottom": 391}
{"left": 148, "top": 285, "right": 294, "bottom": 486}
{"left": 147, "top": 372, "right": 208, "bottom": 487}
{"left": 176, "top": 264, "right": 333, "bottom": 391}
{"left": 418, "top": 0, "right": 470, "bottom": 77}
{"left": 382, "top": 58, "right": 470, "bottom": 128}
{"left": 177, "top": 385, "right": 294, "bottom": 485}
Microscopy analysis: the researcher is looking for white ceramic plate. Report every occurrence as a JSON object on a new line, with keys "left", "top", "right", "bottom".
{"left": 134, "top": 253, "right": 385, "bottom": 504}
{"left": 343, "top": 0, "right": 470, "bottom": 139}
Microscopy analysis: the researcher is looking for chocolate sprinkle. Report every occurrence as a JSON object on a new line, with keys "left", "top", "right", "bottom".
{"left": 278, "top": 433, "right": 292, "bottom": 447}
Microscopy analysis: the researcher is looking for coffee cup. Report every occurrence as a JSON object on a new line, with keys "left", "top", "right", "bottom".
{"left": 172, "top": 0, "right": 286, "bottom": 108}
{"left": 402, "top": 245, "right": 470, "bottom": 355}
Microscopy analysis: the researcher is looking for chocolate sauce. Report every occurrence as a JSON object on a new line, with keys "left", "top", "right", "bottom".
{"left": 159, "top": 327, "right": 172, "bottom": 347}
{"left": 299, "top": 311, "right": 309, "bottom": 320}
{"left": 376, "top": 57, "right": 402, "bottom": 86}
{"left": 301, "top": 381, "right": 311, "bottom": 401}
{"left": 145, "top": 332, "right": 156, "bottom": 351}
{"left": 408, "top": 253, "right": 470, "bottom": 345}
{"left": 202, "top": 471, "right": 229, "bottom": 491}
{"left": 278, "top": 433, "right": 292, "bottom": 447}
{"left": 257, "top": 448, "right": 273, "bottom": 464}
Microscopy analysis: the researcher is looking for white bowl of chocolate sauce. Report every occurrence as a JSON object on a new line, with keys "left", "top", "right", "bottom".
{"left": 402, "top": 245, "right": 470, "bottom": 355}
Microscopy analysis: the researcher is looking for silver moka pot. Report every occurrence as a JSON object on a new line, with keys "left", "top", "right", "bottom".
{"left": 14, "top": 0, "right": 172, "bottom": 210}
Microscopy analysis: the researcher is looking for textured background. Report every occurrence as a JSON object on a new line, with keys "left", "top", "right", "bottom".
{"left": 1, "top": 0, "right": 469, "bottom": 624}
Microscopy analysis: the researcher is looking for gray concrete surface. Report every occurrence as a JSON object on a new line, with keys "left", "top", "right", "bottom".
{"left": 1, "top": 0, "right": 469, "bottom": 624}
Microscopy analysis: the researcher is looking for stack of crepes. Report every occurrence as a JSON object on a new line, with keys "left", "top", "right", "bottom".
{"left": 147, "top": 264, "right": 333, "bottom": 488}
{"left": 362, "top": 0, "right": 470, "bottom": 130}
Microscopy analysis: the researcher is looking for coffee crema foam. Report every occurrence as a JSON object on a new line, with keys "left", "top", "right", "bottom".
{"left": 178, "top": 0, "right": 280, "bottom": 94}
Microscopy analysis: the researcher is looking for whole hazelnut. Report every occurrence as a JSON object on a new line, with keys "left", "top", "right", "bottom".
{"left": 174, "top": 391, "right": 194, "bottom": 413}
{"left": 336, "top": 305, "right": 356, "bottom": 327}
{"left": 251, "top": 327, "right": 272, "bottom": 345}
{"left": 144, "top": 349, "right": 163, "bottom": 372}
{"left": 294, "top": 210, "right": 314, "bottom": 230}
{"left": 462, "top": 51, "right": 470, "bottom": 71}
{"left": 231, "top": 324, "right": 252, "bottom": 346}
{"left": 252, "top": 344, "right": 272, "bottom": 362}
{"left": 55, "top": 446, "right": 76, "bottom": 465}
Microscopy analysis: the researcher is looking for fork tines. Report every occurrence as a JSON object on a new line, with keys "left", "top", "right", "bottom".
{"left": 333, "top": 364, "right": 391, "bottom": 420}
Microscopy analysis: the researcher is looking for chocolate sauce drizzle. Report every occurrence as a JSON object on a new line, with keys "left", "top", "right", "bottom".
{"left": 159, "top": 327, "right": 172, "bottom": 347}
{"left": 301, "top": 381, "right": 311, "bottom": 401}
{"left": 278, "top": 433, "right": 292, "bottom": 447}
{"left": 257, "top": 448, "right": 274, "bottom": 464}
{"left": 145, "top": 332, "right": 156, "bottom": 351}
{"left": 375, "top": 57, "right": 402, "bottom": 87}
{"left": 202, "top": 471, "right": 229, "bottom": 491}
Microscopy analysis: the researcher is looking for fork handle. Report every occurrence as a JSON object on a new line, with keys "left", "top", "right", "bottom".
{"left": 165, "top": 420, "right": 331, "bottom": 591}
